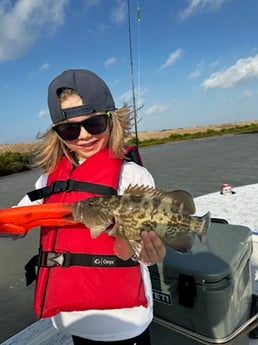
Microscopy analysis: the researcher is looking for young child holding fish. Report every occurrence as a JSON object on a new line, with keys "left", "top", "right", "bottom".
{"left": 16, "top": 69, "right": 166, "bottom": 345}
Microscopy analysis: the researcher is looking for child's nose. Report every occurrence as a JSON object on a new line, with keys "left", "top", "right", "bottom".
{"left": 78, "top": 125, "right": 91, "bottom": 139}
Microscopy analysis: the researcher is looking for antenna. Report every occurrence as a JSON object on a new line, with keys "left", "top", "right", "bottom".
{"left": 127, "top": 0, "right": 139, "bottom": 147}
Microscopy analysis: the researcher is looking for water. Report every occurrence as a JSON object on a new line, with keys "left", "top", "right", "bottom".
{"left": 0, "top": 133, "right": 258, "bottom": 342}
{"left": 142, "top": 134, "right": 258, "bottom": 196}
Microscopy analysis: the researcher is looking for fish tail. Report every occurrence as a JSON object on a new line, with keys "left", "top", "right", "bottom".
{"left": 193, "top": 211, "right": 211, "bottom": 241}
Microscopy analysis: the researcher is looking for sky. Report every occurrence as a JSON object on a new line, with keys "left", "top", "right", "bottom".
{"left": 1, "top": 0, "right": 258, "bottom": 143}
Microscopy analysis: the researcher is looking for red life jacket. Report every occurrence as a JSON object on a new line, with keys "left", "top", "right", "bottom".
{"left": 33, "top": 148, "right": 148, "bottom": 319}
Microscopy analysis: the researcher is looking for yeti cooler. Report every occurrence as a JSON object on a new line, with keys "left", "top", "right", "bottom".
{"left": 149, "top": 222, "right": 253, "bottom": 345}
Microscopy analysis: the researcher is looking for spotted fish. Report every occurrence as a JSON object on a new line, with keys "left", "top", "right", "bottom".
{"left": 73, "top": 184, "right": 210, "bottom": 260}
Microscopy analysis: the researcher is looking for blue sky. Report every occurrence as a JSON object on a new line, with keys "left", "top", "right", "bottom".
{"left": 1, "top": 0, "right": 258, "bottom": 143}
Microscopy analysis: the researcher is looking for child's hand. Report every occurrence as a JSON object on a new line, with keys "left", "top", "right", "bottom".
{"left": 139, "top": 231, "right": 166, "bottom": 265}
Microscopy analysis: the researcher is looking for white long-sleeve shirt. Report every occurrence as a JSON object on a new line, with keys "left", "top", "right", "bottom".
{"left": 19, "top": 161, "right": 155, "bottom": 341}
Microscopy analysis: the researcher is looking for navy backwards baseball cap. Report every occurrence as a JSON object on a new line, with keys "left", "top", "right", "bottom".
{"left": 48, "top": 69, "right": 116, "bottom": 123}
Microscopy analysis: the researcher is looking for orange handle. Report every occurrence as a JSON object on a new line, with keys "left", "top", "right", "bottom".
{"left": 0, "top": 203, "right": 77, "bottom": 235}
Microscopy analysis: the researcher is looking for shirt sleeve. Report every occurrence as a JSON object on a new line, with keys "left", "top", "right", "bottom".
{"left": 17, "top": 174, "right": 48, "bottom": 206}
{"left": 118, "top": 161, "right": 155, "bottom": 195}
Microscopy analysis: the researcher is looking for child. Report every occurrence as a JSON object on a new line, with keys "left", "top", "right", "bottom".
{"left": 19, "top": 69, "right": 166, "bottom": 345}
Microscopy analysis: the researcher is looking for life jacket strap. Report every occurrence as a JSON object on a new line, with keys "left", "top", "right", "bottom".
{"left": 27, "top": 146, "right": 143, "bottom": 201}
{"left": 27, "top": 179, "right": 117, "bottom": 201}
{"left": 25, "top": 251, "right": 139, "bottom": 286}
{"left": 124, "top": 145, "right": 143, "bottom": 166}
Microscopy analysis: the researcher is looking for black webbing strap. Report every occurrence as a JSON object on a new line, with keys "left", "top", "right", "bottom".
{"left": 27, "top": 146, "right": 143, "bottom": 201}
{"left": 25, "top": 255, "right": 39, "bottom": 286}
{"left": 124, "top": 145, "right": 143, "bottom": 166}
{"left": 25, "top": 251, "right": 138, "bottom": 286}
{"left": 27, "top": 179, "right": 117, "bottom": 201}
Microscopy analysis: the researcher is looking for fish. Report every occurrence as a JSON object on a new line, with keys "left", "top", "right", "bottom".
{"left": 0, "top": 185, "right": 210, "bottom": 261}
{"left": 72, "top": 184, "right": 211, "bottom": 260}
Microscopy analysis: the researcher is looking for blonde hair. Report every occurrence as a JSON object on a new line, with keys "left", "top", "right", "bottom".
{"left": 34, "top": 89, "right": 132, "bottom": 173}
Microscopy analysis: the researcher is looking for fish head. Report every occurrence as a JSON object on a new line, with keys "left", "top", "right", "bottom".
{"left": 73, "top": 196, "right": 114, "bottom": 238}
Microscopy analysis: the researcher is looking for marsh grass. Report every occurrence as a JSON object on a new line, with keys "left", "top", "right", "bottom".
{"left": 0, "top": 142, "right": 38, "bottom": 176}
{"left": 0, "top": 142, "right": 38, "bottom": 154}
{"left": 0, "top": 121, "right": 258, "bottom": 175}
{"left": 0, "top": 152, "right": 32, "bottom": 176}
{"left": 128, "top": 122, "right": 258, "bottom": 146}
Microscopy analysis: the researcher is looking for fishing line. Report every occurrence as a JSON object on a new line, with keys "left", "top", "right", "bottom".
{"left": 137, "top": 0, "right": 141, "bottom": 115}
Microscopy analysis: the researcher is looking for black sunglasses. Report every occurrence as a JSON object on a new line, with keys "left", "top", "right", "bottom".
{"left": 52, "top": 113, "right": 111, "bottom": 141}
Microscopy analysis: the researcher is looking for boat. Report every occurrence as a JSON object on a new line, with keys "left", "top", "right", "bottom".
{"left": 1, "top": 183, "right": 258, "bottom": 344}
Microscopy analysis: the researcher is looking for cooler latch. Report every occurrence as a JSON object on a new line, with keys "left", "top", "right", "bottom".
{"left": 178, "top": 274, "right": 196, "bottom": 308}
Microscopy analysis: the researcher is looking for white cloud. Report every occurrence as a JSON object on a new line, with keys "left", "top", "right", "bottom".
{"left": 145, "top": 105, "right": 168, "bottom": 115}
{"left": 0, "top": 0, "right": 68, "bottom": 61}
{"left": 210, "top": 58, "right": 221, "bottom": 69}
{"left": 111, "top": 0, "right": 127, "bottom": 24}
{"left": 188, "top": 59, "right": 222, "bottom": 79}
{"left": 161, "top": 49, "right": 184, "bottom": 69}
{"left": 188, "top": 69, "right": 201, "bottom": 79}
{"left": 239, "top": 89, "right": 257, "bottom": 102}
{"left": 120, "top": 89, "right": 132, "bottom": 104}
{"left": 39, "top": 63, "right": 50, "bottom": 72}
{"left": 119, "top": 87, "right": 146, "bottom": 109}
{"left": 202, "top": 55, "right": 258, "bottom": 89}
{"left": 179, "top": 0, "right": 227, "bottom": 21}
{"left": 83, "top": 0, "right": 102, "bottom": 11}
{"left": 104, "top": 57, "right": 117, "bottom": 68}
{"left": 188, "top": 60, "right": 205, "bottom": 79}
{"left": 38, "top": 109, "right": 49, "bottom": 118}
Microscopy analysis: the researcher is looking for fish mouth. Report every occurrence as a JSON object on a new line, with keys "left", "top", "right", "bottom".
{"left": 104, "top": 217, "right": 116, "bottom": 233}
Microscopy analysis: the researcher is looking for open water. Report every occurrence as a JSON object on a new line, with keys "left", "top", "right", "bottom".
{"left": 0, "top": 133, "right": 258, "bottom": 342}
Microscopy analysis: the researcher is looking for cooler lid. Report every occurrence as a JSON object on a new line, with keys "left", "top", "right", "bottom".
{"left": 154, "top": 222, "right": 252, "bottom": 284}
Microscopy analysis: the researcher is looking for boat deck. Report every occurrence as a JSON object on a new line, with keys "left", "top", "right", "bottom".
{"left": 2, "top": 184, "right": 258, "bottom": 345}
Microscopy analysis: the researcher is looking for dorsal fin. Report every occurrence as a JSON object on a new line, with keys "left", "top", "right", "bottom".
{"left": 124, "top": 184, "right": 165, "bottom": 198}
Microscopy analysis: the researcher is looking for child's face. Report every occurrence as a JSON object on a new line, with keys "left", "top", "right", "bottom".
{"left": 60, "top": 94, "right": 110, "bottom": 162}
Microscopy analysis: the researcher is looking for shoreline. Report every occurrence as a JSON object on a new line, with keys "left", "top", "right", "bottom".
{"left": 133, "top": 120, "right": 258, "bottom": 141}
{"left": 1, "top": 120, "right": 258, "bottom": 153}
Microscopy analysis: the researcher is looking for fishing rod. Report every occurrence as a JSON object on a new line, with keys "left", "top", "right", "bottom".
{"left": 127, "top": 0, "right": 139, "bottom": 147}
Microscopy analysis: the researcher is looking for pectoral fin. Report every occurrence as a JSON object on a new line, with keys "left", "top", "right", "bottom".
{"left": 113, "top": 230, "right": 135, "bottom": 261}
{"left": 88, "top": 225, "right": 107, "bottom": 239}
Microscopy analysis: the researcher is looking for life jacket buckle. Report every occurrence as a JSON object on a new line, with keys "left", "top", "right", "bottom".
{"left": 50, "top": 180, "right": 70, "bottom": 193}
{"left": 41, "top": 251, "right": 71, "bottom": 267}
{"left": 47, "top": 252, "right": 65, "bottom": 266}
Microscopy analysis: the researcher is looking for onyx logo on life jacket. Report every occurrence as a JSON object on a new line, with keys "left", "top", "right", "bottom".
{"left": 92, "top": 256, "right": 117, "bottom": 267}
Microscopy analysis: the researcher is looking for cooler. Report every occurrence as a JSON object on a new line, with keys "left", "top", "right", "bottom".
{"left": 149, "top": 222, "right": 253, "bottom": 344}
